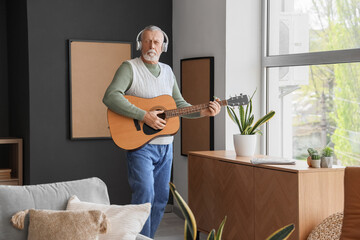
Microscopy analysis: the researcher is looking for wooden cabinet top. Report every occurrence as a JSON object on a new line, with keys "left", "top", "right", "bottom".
{"left": 188, "top": 150, "right": 345, "bottom": 173}
{"left": 0, "top": 138, "right": 22, "bottom": 144}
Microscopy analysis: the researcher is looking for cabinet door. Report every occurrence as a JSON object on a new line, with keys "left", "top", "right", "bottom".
{"left": 254, "top": 167, "right": 299, "bottom": 240}
{"left": 298, "top": 171, "right": 344, "bottom": 240}
{"left": 188, "top": 155, "right": 221, "bottom": 233}
{"left": 217, "top": 161, "right": 254, "bottom": 240}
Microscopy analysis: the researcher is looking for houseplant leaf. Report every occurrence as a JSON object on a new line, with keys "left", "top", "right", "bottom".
{"left": 243, "top": 125, "right": 252, "bottom": 135}
{"left": 243, "top": 113, "right": 255, "bottom": 135}
{"left": 226, "top": 106, "right": 237, "bottom": 123}
{"left": 247, "top": 88, "right": 256, "bottom": 121}
{"left": 207, "top": 229, "right": 215, "bottom": 240}
{"left": 247, "top": 98, "right": 253, "bottom": 125}
{"left": 251, "top": 129, "right": 262, "bottom": 135}
{"left": 184, "top": 220, "right": 193, "bottom": 240}
{"left": 249, "top": 110, "right": 275, "bottom": 134}
{"left": 266, "top": 223, "right": 295, "bottom": 240}
{"left": 245, "top": 100, "right": 250, "bottom": 123}
{"left": 248, "top": 115, "right": 254, "bottom": 130}
{"left": 215, "top": 216, "right": 227, "bottom": 240}
{"left": 239, "top": 105, "right": 245, "bottom": 132}
{"left": 227, "top": 106, "right": 242, "bottom": 133}
{"left": 169, "top": 182, "right": 197, "bottom": 240}
{"left": 226, "top": 88, "right": 275, "bottom": 136}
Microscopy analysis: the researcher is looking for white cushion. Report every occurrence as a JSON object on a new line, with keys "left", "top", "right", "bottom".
{"left": 66, "top": 196, "right": 150, "bottom": 240}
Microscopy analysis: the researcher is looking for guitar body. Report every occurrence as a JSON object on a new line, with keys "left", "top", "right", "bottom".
{"left": 107, "top": 95, "right": 180, "bottom": 150}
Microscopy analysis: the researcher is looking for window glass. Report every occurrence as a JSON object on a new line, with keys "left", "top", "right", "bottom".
{"left": 268, "top": 0, "right": 360, "bottom": 55}
{"left": 268, "top": 63, "right": 360, "bottom": 166}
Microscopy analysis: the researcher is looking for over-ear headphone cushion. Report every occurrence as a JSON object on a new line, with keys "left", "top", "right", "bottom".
{"left": 162, "top": 42, "right": 168, "bottom": 52}
{"left": 136, "top": 41, "right": 142, "bottom": 51}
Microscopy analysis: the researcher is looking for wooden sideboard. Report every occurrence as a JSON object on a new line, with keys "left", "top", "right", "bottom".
{"left": 188, "top": 151, "right": 344, "bottom": 240}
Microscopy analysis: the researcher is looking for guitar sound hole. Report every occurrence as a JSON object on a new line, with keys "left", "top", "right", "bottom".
{"left": 143, "top": 108, "right": 166, "bottom": 135}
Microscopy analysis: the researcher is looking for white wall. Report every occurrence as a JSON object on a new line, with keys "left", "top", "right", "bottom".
{"left": 172, "top": 0, "right": 226, "bottom": 201}
{"left": 225, "top": 0, "right": 262, "bottom": 151}
{"left": 172, "top": 0, "right": 262, "bottom": 201}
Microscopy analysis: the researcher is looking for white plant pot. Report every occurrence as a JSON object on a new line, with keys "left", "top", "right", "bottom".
{"left": 321, "top": 157, "right": 333, "bottom": 168}
{"left": 233, "top": 134, "right": 257, "bottom": 157}
{"left": 311, "top": 159, "right": 321, "bottom": 168}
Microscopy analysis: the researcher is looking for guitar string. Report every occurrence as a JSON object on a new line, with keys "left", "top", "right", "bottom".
{"left": 165, "top": 100, "right": 228, "bottom": 118}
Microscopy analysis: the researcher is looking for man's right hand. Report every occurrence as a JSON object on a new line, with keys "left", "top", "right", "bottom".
{"left": 143, "top": 110, "right": 166, "bottom": 130}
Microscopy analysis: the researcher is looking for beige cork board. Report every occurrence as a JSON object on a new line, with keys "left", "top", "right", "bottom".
{"left": 181, "top": 57, "right": 214, "bottom": 156}
{"left": 69, "top": 40, "right": 132, "bottom": 139}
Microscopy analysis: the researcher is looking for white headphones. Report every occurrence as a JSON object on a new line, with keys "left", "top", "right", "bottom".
{"left": 136, "top": 28, "right": 169, "bottom": 52}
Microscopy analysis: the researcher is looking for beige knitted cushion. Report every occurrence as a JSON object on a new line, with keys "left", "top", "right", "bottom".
{"left": 11, "top": 209, "right": 108, "bottom": 240}
{"left": 307, "top": 212, "right": 343, "bottom": 240}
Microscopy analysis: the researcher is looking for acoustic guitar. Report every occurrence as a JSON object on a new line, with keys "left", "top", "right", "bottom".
{"left": 107, "top": 94, "right": 249, "bottom": 150}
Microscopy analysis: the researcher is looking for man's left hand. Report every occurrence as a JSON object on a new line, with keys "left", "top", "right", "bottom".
{"left": 200, "top": 99, "right": 221, "bottom": 117}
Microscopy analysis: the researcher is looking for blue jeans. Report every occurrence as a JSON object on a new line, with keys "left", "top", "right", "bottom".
{"left": 126, "top": 144, "right": 173, "bottom": 238}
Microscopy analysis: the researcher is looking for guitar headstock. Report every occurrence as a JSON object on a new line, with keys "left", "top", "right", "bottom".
{"left": 227, "top": 94, "right": 249, "bottom": 107}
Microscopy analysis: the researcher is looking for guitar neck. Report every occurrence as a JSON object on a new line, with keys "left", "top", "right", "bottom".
{"left": 165, "top": 100, "right": 228, "bottom": 118}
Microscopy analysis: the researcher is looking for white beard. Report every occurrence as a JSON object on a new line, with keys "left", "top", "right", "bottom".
{"left": 143, "top": 49, "right": 160, "bottom": 62}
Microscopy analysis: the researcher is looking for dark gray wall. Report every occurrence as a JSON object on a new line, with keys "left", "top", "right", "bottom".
{"left": 4, "top": 0, "right": 172, "bottom": 204}
{"left": 0, "top": 0, "right": 8, "bottom": 136}
{"left": 7, "top": 0, "right": 30, "bottom": 182}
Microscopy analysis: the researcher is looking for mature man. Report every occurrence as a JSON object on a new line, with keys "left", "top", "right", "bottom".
{"left": 103, "top": 25, "right": 221, "bottom": 238}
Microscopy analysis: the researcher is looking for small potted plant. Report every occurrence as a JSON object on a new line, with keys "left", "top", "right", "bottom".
{"left": 227, "top": 89, "right": 275, "bottom": 156}
{"left": 310, "top": 153, "right": 321, "bottom": 168}
{"left": 306, "top": 148, "right": 318, "bottom": 167}
{"left": 321, "top": 147, "right": 334, "bottom": 168}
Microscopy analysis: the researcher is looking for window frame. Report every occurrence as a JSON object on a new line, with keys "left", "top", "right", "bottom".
{"left": 261, "top": 0, "right": 360, "bottom": 155}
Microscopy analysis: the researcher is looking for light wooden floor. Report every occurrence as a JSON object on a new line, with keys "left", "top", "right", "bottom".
{"left": 154, "top": 212, "right": 184, "bottom": 240}
{"left": 155, "top": 212, "right": 207, "bottom": 240}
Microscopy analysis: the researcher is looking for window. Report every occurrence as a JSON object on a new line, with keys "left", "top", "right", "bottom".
{"left": 263, "top": 0, "right": 360, "bottom": 166}
{"left": 268, "top": 0, "right": 360, "bottom": 55}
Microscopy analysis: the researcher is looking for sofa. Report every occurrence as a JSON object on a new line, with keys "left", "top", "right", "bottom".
{"left": 0, "top": 177, "right": 151, "bottom": 240}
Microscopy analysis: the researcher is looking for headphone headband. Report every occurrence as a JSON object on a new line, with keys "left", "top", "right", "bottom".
{"left": 136, "top": 28, "right": 169, "bottom": 52}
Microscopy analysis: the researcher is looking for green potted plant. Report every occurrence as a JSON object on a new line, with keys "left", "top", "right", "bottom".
{"left": 310, "top": 153, "right": 321, "bottom": 168}
{"left": 321, "top": 147, "right": 334, "bottom": 168}
{"left": 227, "top": 89, "right": 275, "bottom": 156}
{"left": 306, "top": 148, "right": 318, "bottom": 167}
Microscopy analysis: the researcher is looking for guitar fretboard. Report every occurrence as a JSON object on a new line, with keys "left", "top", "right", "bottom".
{"left": 165, "top": 100, "right": 228, "bottom": 118}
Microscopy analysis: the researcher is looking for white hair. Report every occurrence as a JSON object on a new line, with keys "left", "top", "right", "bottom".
{"left": 140, "top": 25, "right": 165, "bottom": 41}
